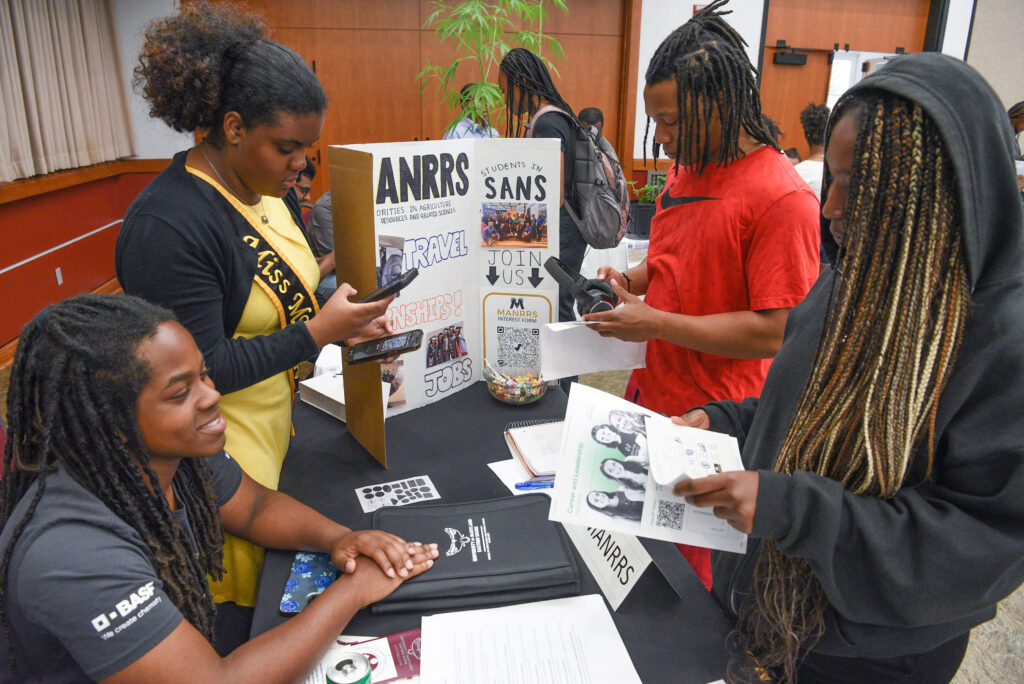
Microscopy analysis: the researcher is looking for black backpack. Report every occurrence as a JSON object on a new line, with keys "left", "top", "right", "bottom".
{"left": 528, "top": 106, "right": 631, "bottom": 249}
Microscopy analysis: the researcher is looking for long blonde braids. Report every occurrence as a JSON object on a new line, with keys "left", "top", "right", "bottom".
{"left": 734, "top": 92, "right": 971, "bottom": 682}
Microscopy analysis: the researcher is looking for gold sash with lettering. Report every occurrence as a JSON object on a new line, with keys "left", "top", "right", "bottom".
{"left": 208, "top": 184, "right": 320, "bottom": 391}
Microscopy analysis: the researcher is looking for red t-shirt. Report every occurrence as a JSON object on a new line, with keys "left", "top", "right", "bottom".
{"left": 632, "top": 146, "right": 820, "bottom": 415}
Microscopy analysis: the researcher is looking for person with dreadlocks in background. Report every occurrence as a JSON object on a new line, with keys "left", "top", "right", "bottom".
{"left": 584, "top": 0, "right": 820, "bottom": 590}
{"left": 499, "top": 47, "right": 590, "bottom": 324}
{"left": 671, "top": 52, "right": 1024, "bottom": 683}
{"left": 116, "top": 1, "right": 397, "bottom": 644}
{"left": 794, "top": 102, "right": 829, "bottom": 199}
{"left": 0, "top": 294, "right": 437, "bottom": 682}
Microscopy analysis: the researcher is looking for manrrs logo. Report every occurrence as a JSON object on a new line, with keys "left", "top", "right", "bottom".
{"left": 510, "top": 297, "right": 525, "bottom": 309}
{"left": 91, "top": 581, "right": 157, "bottom": 632}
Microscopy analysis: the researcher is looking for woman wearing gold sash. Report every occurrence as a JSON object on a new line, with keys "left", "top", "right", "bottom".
{"left": 116, "top": 1, "right": 391, "bottom": 650}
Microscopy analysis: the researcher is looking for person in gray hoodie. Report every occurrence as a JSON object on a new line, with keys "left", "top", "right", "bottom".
{"left": 673, "top": 53, "right": 1024, "bottom": 683}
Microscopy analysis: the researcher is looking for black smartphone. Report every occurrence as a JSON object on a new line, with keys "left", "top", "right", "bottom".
{"left": 358, "top": 268, "right": 419, "bottom": 303}
{"left": 347, "top": 329, "right": 424, "bottom": 365}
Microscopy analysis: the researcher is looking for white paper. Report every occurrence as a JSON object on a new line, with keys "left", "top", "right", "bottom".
{"left": 504, "top": 420, "right": 564, "bottom": 476}
{"left": 487, "top": 459, "right": 553, "bottom": 497}
{"left": 645, "top": 415, "right": 744, "bottom": 486}
{"left": 420, "top": 595, "right": 640, "bottom": 684}
{"left": 548, "top": 384, "right": 746, "bottom": 554}
{"left": 540, "top": 322, "right": 646, "bottom": 380}
{"left": 313, "top": 343, "right": 344, "bottom": 377}
{"left": 562, "top": 524, "right": 651, "bottom": 611}
{"left": 298, "top": 376, "right": 391, "bottom": 424}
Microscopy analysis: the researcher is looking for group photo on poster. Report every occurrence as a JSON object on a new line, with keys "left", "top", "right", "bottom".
{"left": 425, "top": 322, "right": 469, "bottom": 368}
{"left": 480, "top": 202, "right": 548, "bottom": 247}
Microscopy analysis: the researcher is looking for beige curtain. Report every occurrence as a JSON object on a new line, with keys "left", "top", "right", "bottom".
{"left": 0, "top": 0, "right": 136, "bottom": 182}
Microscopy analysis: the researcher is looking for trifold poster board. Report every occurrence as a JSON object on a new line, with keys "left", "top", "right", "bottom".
{"left": 329, "top": 138, "right": 561, "bottom": 466}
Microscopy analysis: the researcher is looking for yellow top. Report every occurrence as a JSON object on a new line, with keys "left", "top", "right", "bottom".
{"left": 187, "top": 166, "right": 320, "bottom": 606}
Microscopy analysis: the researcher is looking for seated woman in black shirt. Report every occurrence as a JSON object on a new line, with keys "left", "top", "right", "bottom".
{"left": 0, "top": 295, "right": 436, "bottom": 682}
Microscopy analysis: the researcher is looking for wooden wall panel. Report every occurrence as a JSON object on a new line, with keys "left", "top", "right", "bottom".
{"left": 544, "top": 1, "right": 623, "bottom": 36}
{"left": 547, "top": 32, "right": 624, "bottom": 149}
{"left": 759, "top": 52, "right": 831, "bottom": 159}
{"left": 0, "top": 171, "right": 157, "bottom": 345}
{"left": 763, "top": 0, "right": 930, "bottom": 53}
{"left": 759, "top": 0, "right": 930, "bottom": 162}
{"left": 311, "top": 0, "right": 420, "bottom": 30}
{"left": 265, "top": 0, "right": 630, "bottom": 195}
{"left": 418, "top": 36, "right": 489, "bottom": 142}
{"left": 233, "top": 0, "right": 420, "bottom": 30}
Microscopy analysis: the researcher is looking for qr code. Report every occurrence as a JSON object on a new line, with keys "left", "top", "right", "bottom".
{"left": 655, "top": 500, "right": 686, "bottom": 530}
{"left": 496, "top": 326, "right": 540, "bottom": 370}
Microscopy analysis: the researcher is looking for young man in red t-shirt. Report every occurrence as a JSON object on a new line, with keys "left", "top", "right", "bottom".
{"left": 585, "top": 1, "right": 820, "bottom": 590}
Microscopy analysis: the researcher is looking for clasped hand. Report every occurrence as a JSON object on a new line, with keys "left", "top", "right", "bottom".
{"left": 328, "top": 529, "right": 438, "bottom": 578}
{"left": 669, "top": 411, "right": 759, "bottom": 534}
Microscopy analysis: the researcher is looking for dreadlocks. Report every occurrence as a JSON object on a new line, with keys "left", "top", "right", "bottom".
{"left": 499, "top": 46, "right": 584, "bottom": 209}
{"left": 499, "top": 47, "right": 580, "bottom": 138}
{"left": 0, "top": 295, "right": 225, "bottom": 670}
{"left": 643, "top": 0, "right": 779, "bottom": 174}
{"left": 732, "top": 91, "right": 970, "bottom": 683}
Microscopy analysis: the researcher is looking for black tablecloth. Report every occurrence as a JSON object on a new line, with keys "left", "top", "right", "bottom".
{"left": 251, "top": 382, "right": 731, "bottom": 683}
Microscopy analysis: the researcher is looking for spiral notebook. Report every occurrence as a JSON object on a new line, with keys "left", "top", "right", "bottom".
{"left": 503, "top": 419, "right": 564, "bottom": 478}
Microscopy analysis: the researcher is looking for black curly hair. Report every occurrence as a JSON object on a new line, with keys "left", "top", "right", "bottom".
{"left": 0, "top": 295, "right": 225, "bottom": 673}
{"left": 799, "top": 102, "right": 830, "bottom": 148}
{"left": 133, "top": 0, "right": 326, "bottom": 146}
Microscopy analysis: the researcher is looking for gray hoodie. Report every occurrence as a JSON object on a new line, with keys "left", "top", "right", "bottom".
{"left": 705, "top": 52, "right": 1024, "bottom": 658}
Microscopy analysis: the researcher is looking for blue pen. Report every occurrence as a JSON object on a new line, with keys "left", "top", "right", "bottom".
{"left": 515, "top": 480, "right": 554, "bottom": 490}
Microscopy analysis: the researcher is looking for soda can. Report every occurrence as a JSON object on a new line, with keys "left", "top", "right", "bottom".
{"left": 326, "top": 652, "right": 372, "bottom": 684}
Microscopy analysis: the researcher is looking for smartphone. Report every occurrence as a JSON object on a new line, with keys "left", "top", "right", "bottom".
{"left": 279, "top": 551, "right": 338, "bottom": 616}
{"left": 358, "top": 268, "right": 419, "bottom": 303}
{"left": 347, "top": 329, "right": 424, "bottom": 365}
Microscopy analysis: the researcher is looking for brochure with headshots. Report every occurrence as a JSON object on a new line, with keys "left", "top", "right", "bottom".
{"left": 548, "top": 384, "right": 747, "bottom": 554}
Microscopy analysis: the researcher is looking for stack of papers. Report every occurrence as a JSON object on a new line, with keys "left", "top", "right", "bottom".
{"left": 420, "top": 595, "right": 640, "bottom": 683}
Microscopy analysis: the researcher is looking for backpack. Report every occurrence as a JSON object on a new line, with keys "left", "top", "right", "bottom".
{"left": 527, "top": 105, "right": 631, "bottom": 249}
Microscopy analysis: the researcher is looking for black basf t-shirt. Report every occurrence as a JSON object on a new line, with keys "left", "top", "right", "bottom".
{"left": 0, "top": 452, "right": 241, "bottom": 681}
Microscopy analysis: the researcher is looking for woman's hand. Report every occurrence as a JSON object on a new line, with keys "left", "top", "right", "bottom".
{"left": 336, "top": 551, "right": 436, "bottom": 608}
{"left": 328, "top": 529, "right": 438, "bottom": 578}
{"left": 305, "top": 283, "right": 393, "bottom": 347}
{"left": 673, "top": 471, "right": 759, "bottom": 534}
{"left": 671, "top": 409, "right": 710, "bottom": 430}
{"left": 583, "top": 280, "right": 664, "bottom": 342}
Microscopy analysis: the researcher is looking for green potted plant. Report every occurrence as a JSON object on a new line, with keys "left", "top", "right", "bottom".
{"left": 628, "top": 175, "right": 665, "bottom": 238}
{"left": 417, "top": 0, "right": 567, "bottom": 137}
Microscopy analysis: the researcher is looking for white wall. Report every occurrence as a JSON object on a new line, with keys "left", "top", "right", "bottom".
{"left": 632, "top": 0, "right": 766, "bottom": 159}
{"left": 112, "top": 0, "right": 193, "bottom": 159}
{"left": 941, "top": 0, "right": 975, "bottom": 59}
{"left": 965, "top": 0, "right": 1024, "bottom": 111}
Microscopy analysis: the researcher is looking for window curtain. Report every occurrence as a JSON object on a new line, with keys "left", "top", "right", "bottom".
{"left": 0, "top": 0, "right": 136, "bottom": 182}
